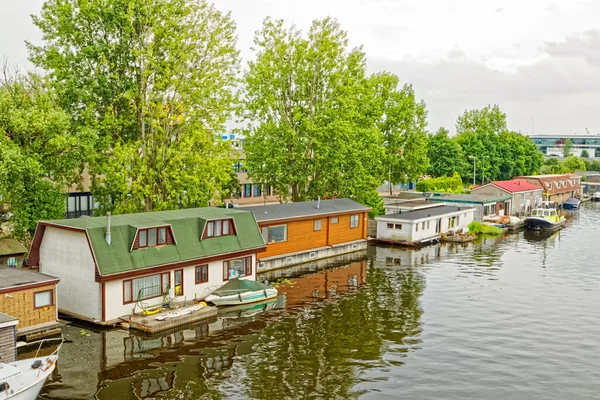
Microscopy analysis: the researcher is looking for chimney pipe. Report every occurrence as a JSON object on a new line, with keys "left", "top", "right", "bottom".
{"left": 105, "top": 212, "right": 112, "bottom": 245}
{"left": 317, "top": 196, "right": 321, "bottom": 210}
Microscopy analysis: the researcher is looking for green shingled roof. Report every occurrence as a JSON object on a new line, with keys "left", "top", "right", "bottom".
{"left": 43, "top": 208, "right": 265, "bottom": 276}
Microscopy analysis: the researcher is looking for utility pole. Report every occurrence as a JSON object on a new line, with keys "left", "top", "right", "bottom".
{"left": 469, "top": 156, "right": 477, "bottom": 186}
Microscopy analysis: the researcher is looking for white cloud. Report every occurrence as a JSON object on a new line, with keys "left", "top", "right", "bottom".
{"left": 3, "top": 0, "right": 600, "bottom": 135}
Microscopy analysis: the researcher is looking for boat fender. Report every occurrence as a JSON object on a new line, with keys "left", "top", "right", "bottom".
{"left": 31, "top": 359, "right": 43, "bottom": 369}
{"left": 263, "top": 289, "right": 267, "bottom": 298}
{"left": 238, "top": 293, "right": 242, "bottom": 303}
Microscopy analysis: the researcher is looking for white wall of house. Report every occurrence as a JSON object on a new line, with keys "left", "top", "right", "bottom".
{"left": 39, "top": 227, "right": 101, "bottom": 321}
{"left": 103, "top": 254, "right": 257, "bottom": 322}
{"left": 377, "top": 209, "right": 475, "bottom": 243}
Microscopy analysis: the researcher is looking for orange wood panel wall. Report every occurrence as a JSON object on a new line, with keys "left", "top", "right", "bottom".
{"left": 258, "top": 217, "right": 328, "bottom": 258}
{"left": 257, "top": 212, "right": 368, "bottom": 259}
{"left": 327, "top": 212, "right": 367, "bottom": 246}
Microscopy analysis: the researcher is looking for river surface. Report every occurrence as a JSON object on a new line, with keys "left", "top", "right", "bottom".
{"left": 30, "top": 203, "right": 600, "bottom": 399}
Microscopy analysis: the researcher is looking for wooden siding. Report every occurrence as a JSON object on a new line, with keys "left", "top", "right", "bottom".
{"left": 0, "top": 284, "right": 57, "bottom": 330}
{"left": 257, "top": 212, "right": 368, "bottom": 259}
{"left": 0, "top": 326, "right": 16, "bottom": 362}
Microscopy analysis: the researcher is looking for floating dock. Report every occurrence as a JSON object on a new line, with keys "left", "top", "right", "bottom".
{"left": 128, "top": 304, "right": 218, "bottom": 333}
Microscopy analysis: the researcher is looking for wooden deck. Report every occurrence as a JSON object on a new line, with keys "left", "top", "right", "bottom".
{"left": 129, "top": 304, "right": 218, "bottom": 333}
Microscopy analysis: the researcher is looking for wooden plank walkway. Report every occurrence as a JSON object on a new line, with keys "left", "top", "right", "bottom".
{"left": 129, "top": 305, "right": 218, "bottom": 333}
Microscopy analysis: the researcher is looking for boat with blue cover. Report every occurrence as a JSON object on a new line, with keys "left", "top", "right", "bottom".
{"left": 562, "top": 197, "right": 581, "bottom": 210}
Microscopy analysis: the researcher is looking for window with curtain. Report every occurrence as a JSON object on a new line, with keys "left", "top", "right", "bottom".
{"left": 223, "top": 257, "right": 252, "bottom": 280}
{"left": 123, "top": 272, "right": 169, "bottom": 303}
{"left": 350, "top": 214, "right": 359, "bottom": 228}
{"left": 195, "top": 265, "right": 209, "bottom": 283}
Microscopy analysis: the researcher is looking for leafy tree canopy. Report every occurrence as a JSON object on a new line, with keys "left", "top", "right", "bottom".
{"left": 29, "top": 0, "right": 240, "bottom": 213}
{"left": 427, "top": 127, "right": 468, "bottom": 178}
{"left": 0, "top": 70, "right": 91, "bottom": 237}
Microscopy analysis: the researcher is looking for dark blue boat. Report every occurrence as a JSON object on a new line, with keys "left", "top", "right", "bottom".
{"left": 563, "top": 197, "right": 581, "bottom": 210}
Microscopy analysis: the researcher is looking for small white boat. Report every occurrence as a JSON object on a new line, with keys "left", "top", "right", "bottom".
{"left": 592, "top": 192, "right": 600, "bottom": 202}
{"left": 0, "top": 338, "right": 63, "bottom": 400}
{"left": 155, "top": 303, "right": 205, "bottom": 321}
{"left": 206, "top": 275, "right": 278, "bottom": 307}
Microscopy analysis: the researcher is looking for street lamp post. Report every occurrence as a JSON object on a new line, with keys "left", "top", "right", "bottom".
{"left": 468, "top": 156, "right": 476, "bottom": 186}
{"left": 481, "top": 156, "right": 489, "bottom": 185}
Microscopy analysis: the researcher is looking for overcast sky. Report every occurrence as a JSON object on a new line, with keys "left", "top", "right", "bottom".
{"left": 2, "top": 0, "right": 599, "bottom": 135}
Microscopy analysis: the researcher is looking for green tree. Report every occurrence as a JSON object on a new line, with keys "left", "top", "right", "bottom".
{"left": 581, "top": 149, "right": 589, "bottom": 158}
{"left": 563, "top": 138, "right": 573, "bottom": 157}
{"left": 0, "top": 71, "right": 90, "bottom": 237}
{"left": 241, "top": 17, "right": 385, "bottom": 205}
{"left": 427, "top": 127, "right": 467, "bottom": 177}
{"left": 456, "top": 104, "right": 507, "bottom": 136}
{"left": 560, "top": 155, "right": 586, "bottom": 173}
{"left": 29, "top": 0, "right": 239, "bottom": 213}
{"left": 368, "top": 72, "right": 429, "bottom": 193}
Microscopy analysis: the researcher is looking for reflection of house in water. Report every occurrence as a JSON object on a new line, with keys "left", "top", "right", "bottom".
{"left": 274, "top": 259, "right": 368, "bottom": 307}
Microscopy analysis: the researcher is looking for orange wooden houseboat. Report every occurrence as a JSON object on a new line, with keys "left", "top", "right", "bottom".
{"left": 245, "top": 199, "right": 371, "bottom": 272}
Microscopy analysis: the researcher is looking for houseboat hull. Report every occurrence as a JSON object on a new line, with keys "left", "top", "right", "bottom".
{"left": 205, "top": 288, "right": 278, "bottom": 307}
{"left": 524, "top": 217, "right": 565, "bottom": 231}
{"left": 592, "top": 192, "right": 600, "bottom": 202}
{"left": 2, "top": 355, "right": 58, "bottom": 400}
{"left": 562, "top": 198, "right": 581, "bottom": 210}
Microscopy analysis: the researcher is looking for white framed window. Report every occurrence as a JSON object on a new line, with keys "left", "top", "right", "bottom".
{"left": 314, "top": 219, "right": 322, "bottom": 231}
{"left": 263, "top": 225, "right": 287, "bottom": 243}
{"left": 350, "top": 214, "right": 359, "bottom": 228}
{"left": 331, "top": 217, "right": 339, "bottom": 224}
{"left": 34, "top": 290, "right": 53, "bottom": 308}
{"left": 387, "top": 223, "right": 394, "bottom": 229}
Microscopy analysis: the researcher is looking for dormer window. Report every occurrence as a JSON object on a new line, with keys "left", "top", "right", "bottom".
{"left": 134, "top": 226, "right": 174, "bottom": 249}
{"left": 204, "top": 219, "right": 236, "bottom": 238}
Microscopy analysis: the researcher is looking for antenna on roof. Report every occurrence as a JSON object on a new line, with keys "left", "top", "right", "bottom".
{"left": 105, "top": 212, "right": 112, "bottom": 245}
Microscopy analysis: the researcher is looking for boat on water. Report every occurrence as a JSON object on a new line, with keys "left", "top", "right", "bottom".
{"left": 592, "top": 192, "right": 600, "bottom": 202}
{"left": 563, "top": 197, "right": 581, "bottom": 210}
{"left": 205, "top": 275, "right": 278, "bottom": 307}
{"left": 0, "top": 338, "right": 63, "bottom": 400}
{"left": 524, "top": 207, "right": 566, "bottom": 231}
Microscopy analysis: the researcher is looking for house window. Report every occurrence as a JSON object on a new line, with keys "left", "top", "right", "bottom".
{"left": 195, "top": 265, "right": 209, "bottom": 284}
{"left": 7, "top": 257, "right": 17, "bottom": 268}
{"left": 592, "top": 185, "right": 597, "bottom": 191}
{"left": 254, "top": 184, "right": 262, "bottom": 197}
{"left": 387, "top": 223, "right": 394, "bottom": 229}
{"left": 262, "top": 225, "right": 287, "bottom": 244}
{"left": 123, "top": 272, "right": 170, "bottom": 303}
{"left": 331, "top": 217, "right": 339, "bottom": 224}
{"left": 350, "top": 214, "right": 359, "bottom": 228}
{"left": 34, "top": 290, "right": 53, "bottom": 308}
{"left": 421, "top": 222, "right": 425, "bottom": 230}
{"left": 223, "top": 256, "right": 252, "bottom": 280}
{"left": 244, "top": 184, "right": 252, "bottom": 197}
{"left": 416, "top": 223, "right": 419, "bottom": 232}
{"left": 314, "top": 219, "right": 322, "bottom": 231}
{"left": 204, "top": 219, "right": 235, "bottom": 238}
{"left": 426, "top": 221, "right": 430, "bottom": 229}
{"left": 395, "top": 224, "right": 402, "bottom": 230}
{"left": 456, "top": 216, "right": 460, "bottom": 225}
{"left": 136, "top": 226, "right": 171, "bottom": 249}
{"left": 158, "top": 228, "right": 167, "bottom": 244}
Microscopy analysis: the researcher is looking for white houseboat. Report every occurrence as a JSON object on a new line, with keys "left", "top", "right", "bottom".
{"left": 374, "top": 206, "right": 476, "bottom": 246}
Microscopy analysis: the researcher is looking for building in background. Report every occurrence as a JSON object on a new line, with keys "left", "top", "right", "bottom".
{"left": 0, "top": 238, "right": 27, "bottom": 268}
{"left": 222, "top": 133, "right": 280, "bottom": 206}
{"left": 529, "top": 134, "right": 600, "bottom": 158}
{"left": 517, "top": 174, "right": 581, "bottom": 204}
{"left": 470, "top": 179, "right": 544, "bottom": 214}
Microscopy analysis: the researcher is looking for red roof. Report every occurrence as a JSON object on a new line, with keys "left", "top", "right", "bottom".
{"left": 490, "top": 179, "right": 542, "bottom": 193}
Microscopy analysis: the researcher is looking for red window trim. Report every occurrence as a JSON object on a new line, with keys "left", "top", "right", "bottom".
{"left": 33, "top": 289, "right": 54, "bottom": 309}
{"left": 123, "top": 272, "right": 170, "bottom": 305}
{"left": 203, "top": 219, "right": 237, "bottom": 239}
{"left": 222, "top": 256, "right": 253, "bottom": 281}
{"left": 135, "top": 226, "right": 170, "bottom": 249}
{"left": 195, "top": 265, "right": 209, "bottom": 284}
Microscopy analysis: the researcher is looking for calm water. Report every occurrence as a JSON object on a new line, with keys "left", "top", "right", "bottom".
{"left": 32, "top": 203, "right": 600, "bottom": 399}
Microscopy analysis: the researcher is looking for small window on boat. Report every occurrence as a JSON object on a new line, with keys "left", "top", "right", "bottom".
{"left": 395, "top": 224, "right": 402, "bottom": 230}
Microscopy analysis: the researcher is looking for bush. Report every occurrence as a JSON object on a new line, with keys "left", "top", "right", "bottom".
{"left": 468, "top": 221, "right": 503, "bottom": 236}
{"left": 416, "top": 172, "right": 464, "bottom": 193}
